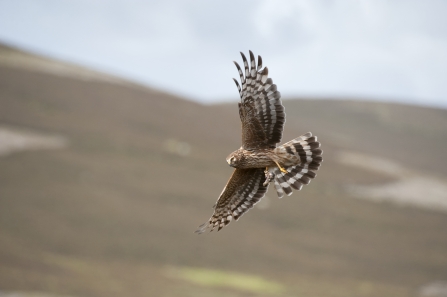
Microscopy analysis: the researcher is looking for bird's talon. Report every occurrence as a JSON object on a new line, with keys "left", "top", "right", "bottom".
{"left": 273, "top": 161, "right": 287, "bottom": 174}
{"left": 263, "top": 167, "right": 275, "bottom": 186}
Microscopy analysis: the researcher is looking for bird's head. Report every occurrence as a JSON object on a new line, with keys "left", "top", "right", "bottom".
{"left": 226, "top": 150, "right": 242, "bottom": 168}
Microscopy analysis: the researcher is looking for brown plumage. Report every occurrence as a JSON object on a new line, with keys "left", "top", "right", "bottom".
{"left": 196, "top": 51, "right": 323, "bottom": 234}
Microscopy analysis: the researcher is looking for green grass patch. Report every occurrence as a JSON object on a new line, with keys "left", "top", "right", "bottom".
{"left": 164, "top": 266, "right": 285, "bottom": 294}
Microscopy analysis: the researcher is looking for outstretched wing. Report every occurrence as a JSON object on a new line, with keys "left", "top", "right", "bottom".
{"left": 233, "top": 51, "right": 285, "bottom": 150}
{"left": 195, "top": 168, "right": 268, "bottom": 233}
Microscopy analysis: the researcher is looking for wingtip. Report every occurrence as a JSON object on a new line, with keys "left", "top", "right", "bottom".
{"left": 263, "top": 67, "right": 268, "bottom": 75}
{"left": 195, "top": 222, "right": 208, "bottom": 234}
{"left": 249, "top": 50, "right": 255, "bottom": 61}
{"left": 240, "top": 51, "right": 247, "bottom": 61}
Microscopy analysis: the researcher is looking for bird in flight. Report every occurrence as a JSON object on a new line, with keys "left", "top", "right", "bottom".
{"left": 196, "top": 51, "right": 322, "bottom": 233}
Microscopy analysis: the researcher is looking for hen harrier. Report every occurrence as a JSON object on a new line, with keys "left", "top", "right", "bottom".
{"left": 196, "top": 51, "right": 322, "bottom": 233}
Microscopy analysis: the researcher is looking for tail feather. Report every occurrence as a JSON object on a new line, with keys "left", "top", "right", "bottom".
{"left": 272, "top": 132, "right": 323, "bottom": 198}
{"left": 274, "top": 179, "right": 285, "bottom": 197}
{"left": 313, "top": 149, "right": 323, "bottom": 156}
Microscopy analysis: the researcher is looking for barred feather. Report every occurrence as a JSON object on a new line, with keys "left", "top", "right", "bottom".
{"left": 272, "top": 132, "right": 323, "bottom": 198}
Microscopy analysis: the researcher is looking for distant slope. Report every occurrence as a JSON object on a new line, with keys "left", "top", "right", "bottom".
{"left": 0, "top": 44, "right": 446, "bottom": 297}
{"left": 284, "top": 99, "right": 447, "bottom": 177}
{"left": 0, "top": 43, "right": 130, "bottom": 85}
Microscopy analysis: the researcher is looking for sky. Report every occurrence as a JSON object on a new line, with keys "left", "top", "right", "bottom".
{"left": 0, "top": 0, "right": 446, "bottom": 108}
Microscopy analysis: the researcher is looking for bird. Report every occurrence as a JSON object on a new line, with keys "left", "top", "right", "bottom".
{"left": 195, "top": 51, "right": 322, "bottom": 234}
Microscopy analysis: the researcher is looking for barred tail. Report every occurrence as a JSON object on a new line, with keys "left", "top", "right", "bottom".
{"left": 273, "top": 132, "right": 323, "bottom": 198}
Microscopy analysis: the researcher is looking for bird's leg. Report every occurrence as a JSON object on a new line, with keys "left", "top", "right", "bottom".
{"left": 263, "top": 167, "right": 275, "bottom": 186}
{"left": 274, "top": 161, "right": 288, "bottom": 174}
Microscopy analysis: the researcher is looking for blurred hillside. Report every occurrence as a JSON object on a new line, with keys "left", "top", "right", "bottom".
{"left": 0, "top": 43, "right": 447, "bottom": 297}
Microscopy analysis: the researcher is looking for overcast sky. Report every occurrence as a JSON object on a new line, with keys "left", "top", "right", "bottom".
{"left": 0, "top": 0, "right": 446, "bottom": 107}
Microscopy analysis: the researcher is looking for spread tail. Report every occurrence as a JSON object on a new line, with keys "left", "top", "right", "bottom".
{"left": 272, "top": 132, "right": 322, "bottom": 198}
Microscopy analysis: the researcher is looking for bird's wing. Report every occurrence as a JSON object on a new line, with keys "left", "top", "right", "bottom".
{"left": 195, "top": 168, "right": 268, "bottom": 233}
{"left": 233, "top": 51, "right": 285, "bottom": 150}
